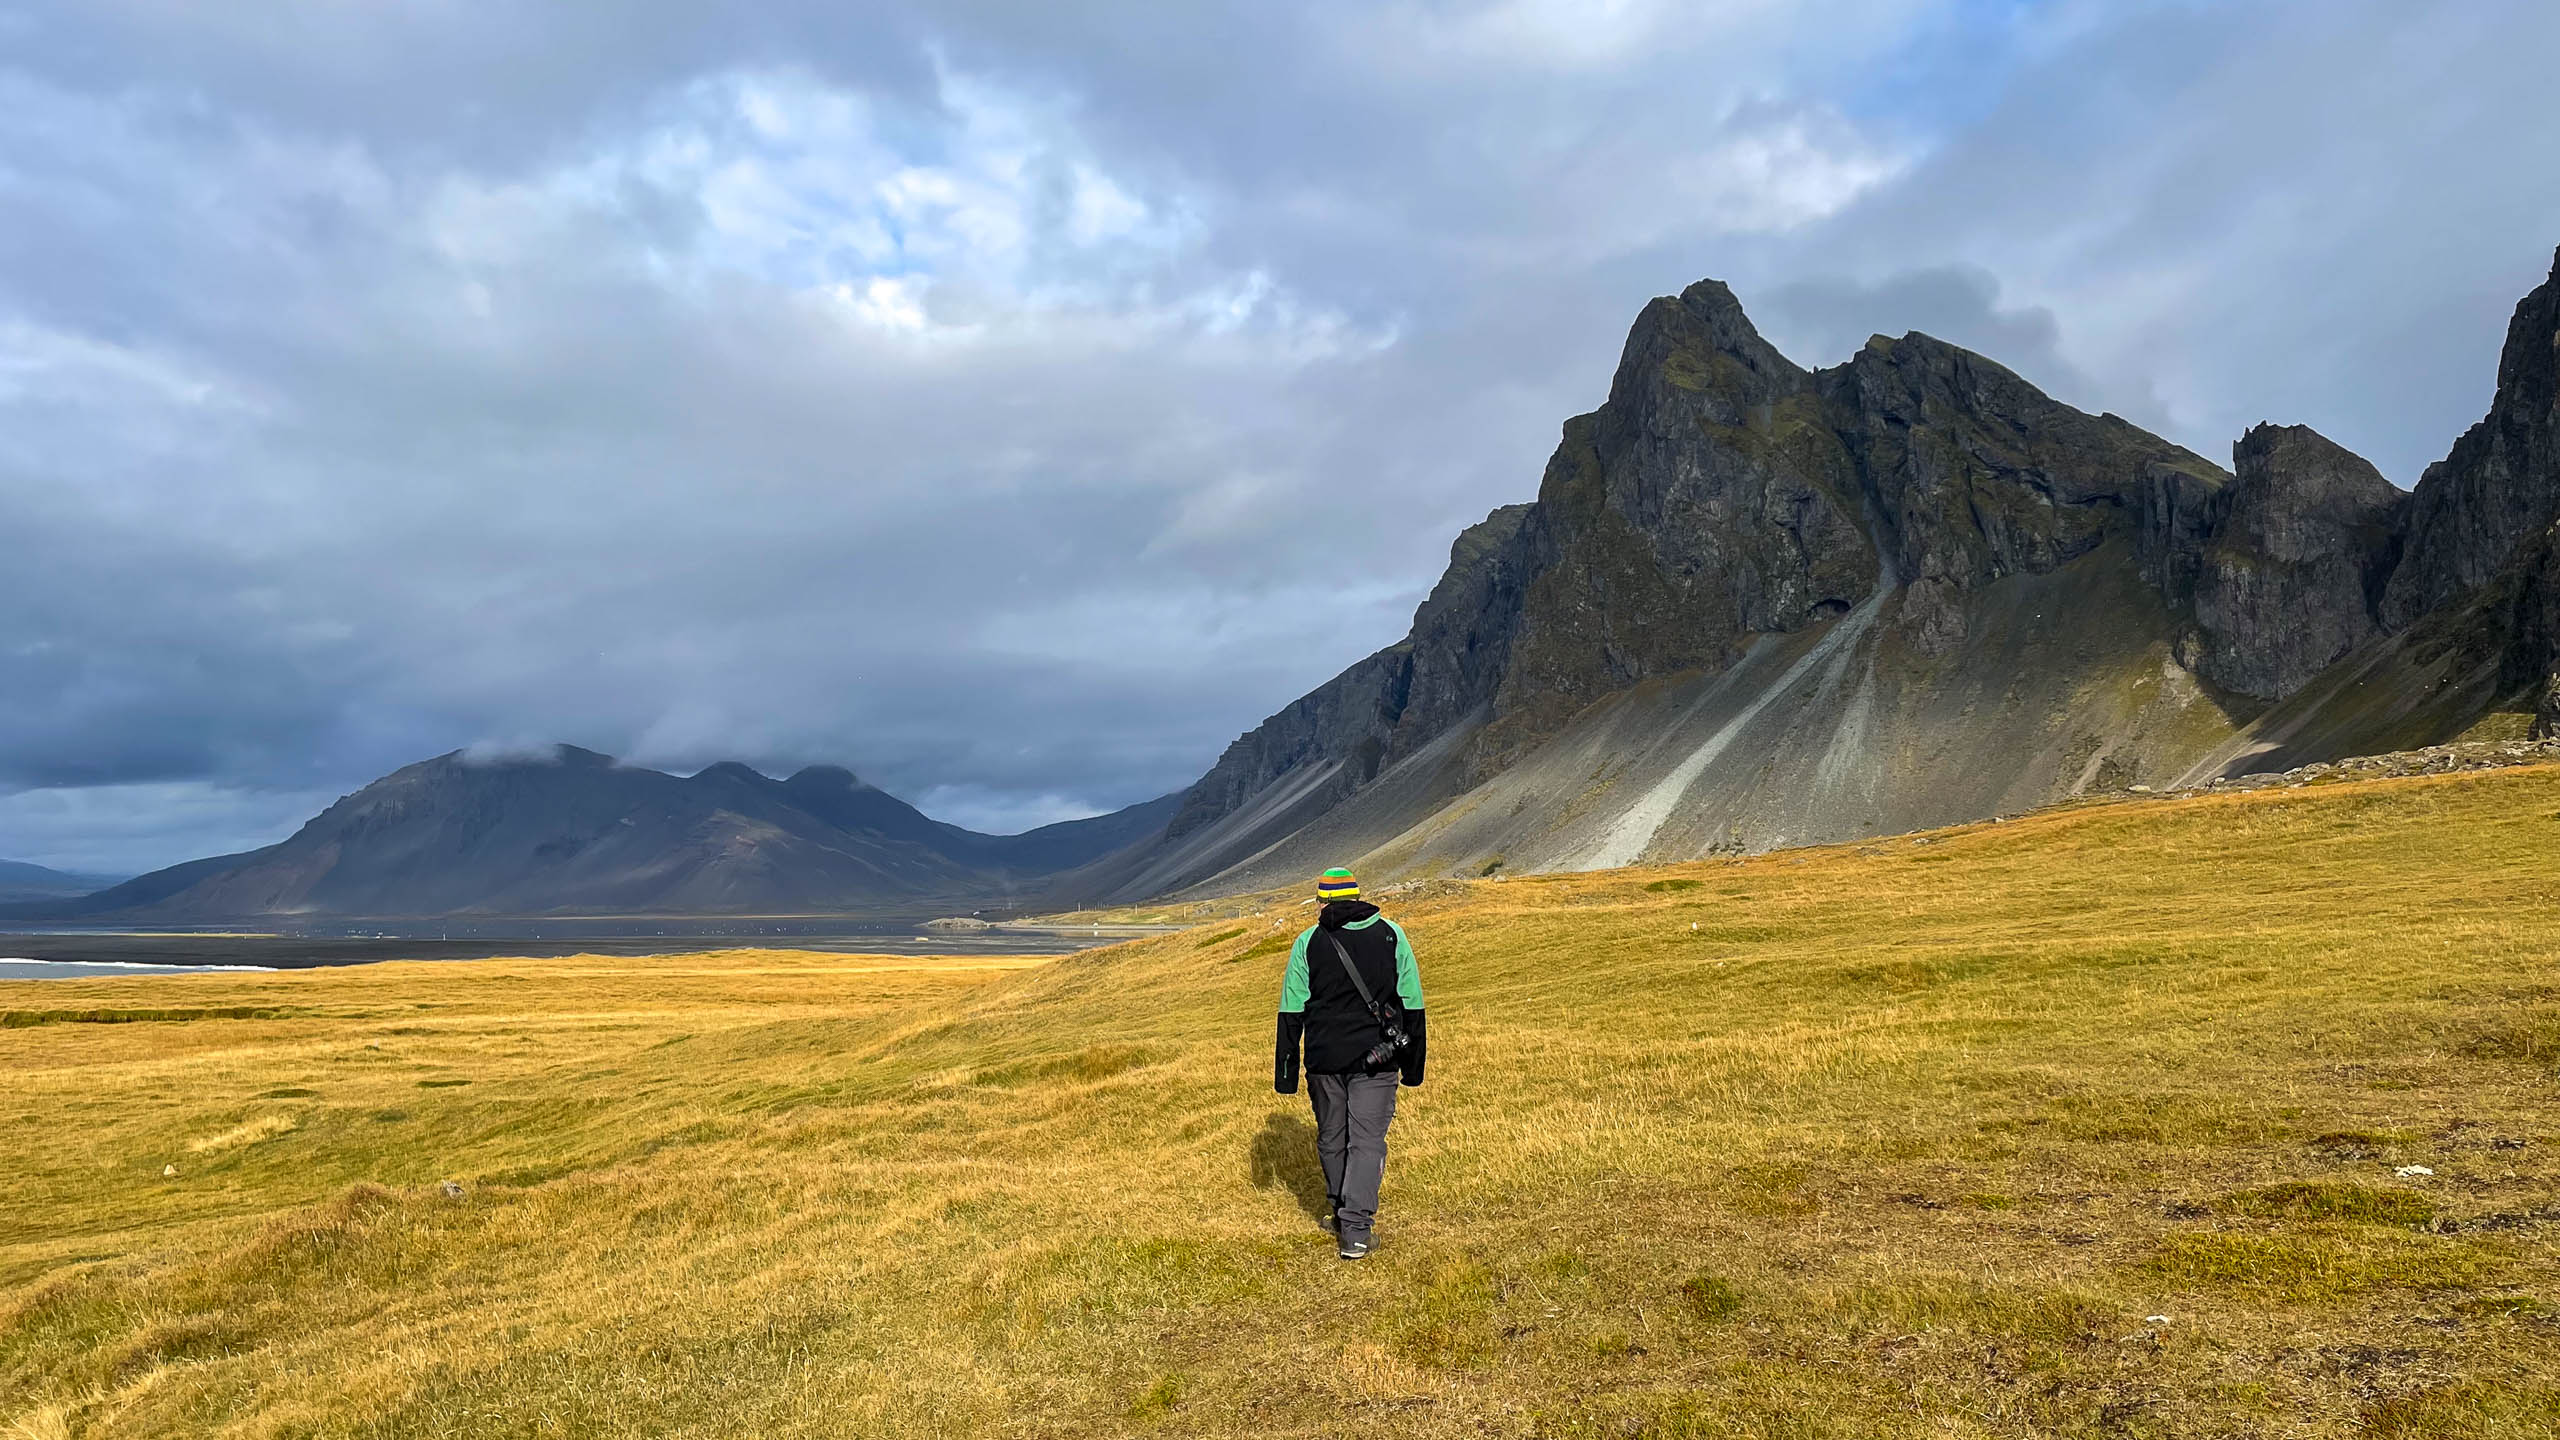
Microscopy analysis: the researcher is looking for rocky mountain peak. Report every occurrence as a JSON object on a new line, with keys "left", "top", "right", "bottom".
{"left": 1676, "top": 278, "right": 1806, "bottom": 379}
{"left": 2185, "top": 423, "right": 2405, "bottom": 699}
{"left": 2382, "top": 246, "right": 2560, "bottom": 627}
{"left": 2227, "top": 424, "right": 2404, "bottom": 540}
{"left": 2497, "top": 244, "right": 2560, "bottom": 401}
{"left": 1607, "top": 277, "right": 1810, "bottom": 427}
{"left": 1819, "top": 327, "right": 2226, "bottom": 621}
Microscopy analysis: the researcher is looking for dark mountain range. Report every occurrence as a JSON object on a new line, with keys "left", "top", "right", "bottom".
{"left": 0, "top": 860, "right": 123, "bottom": 904}
{"left": 1076, "top": 245, "right": 2560, "bottom": 902}
{"left": 20, "top": 747, "right": 1175, "bottom": 921}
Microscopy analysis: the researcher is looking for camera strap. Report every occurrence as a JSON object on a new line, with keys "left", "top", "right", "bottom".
{"left": 1320, "top": 929, "right": 1405, "bottom": 1047}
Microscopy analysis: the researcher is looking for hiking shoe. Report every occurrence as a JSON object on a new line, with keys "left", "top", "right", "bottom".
{"left": 1337, "top": 1231, "right": 1371, "bottom": 1260}
{"left": 1318, "top": 1212, "right": 1337, "bottom": 1234}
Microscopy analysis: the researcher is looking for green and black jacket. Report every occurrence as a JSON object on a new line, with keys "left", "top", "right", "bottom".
{"left": 1274, "top": 900, "right": 1426, "bottom": 1090}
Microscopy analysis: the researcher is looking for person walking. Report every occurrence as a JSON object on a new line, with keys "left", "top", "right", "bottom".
{"left": 1273, "top": 866, "right": 1426, "bottom": 1259}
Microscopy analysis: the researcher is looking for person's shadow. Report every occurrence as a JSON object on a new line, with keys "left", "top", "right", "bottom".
{"left": 1249, "top": 1110, "right": 1328, "bottom": 1222}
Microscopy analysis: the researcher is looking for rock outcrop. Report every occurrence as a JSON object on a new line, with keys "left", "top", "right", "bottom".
{"left": 2187, "top": 423, "right": 2405, "bottom": 699}
{"left": 2174, "top": 736, "right": 2560, "bottom": 795}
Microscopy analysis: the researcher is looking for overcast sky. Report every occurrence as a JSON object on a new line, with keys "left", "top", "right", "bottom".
{"left": 5, "top": 0, "right": 2558, "bottom": 875}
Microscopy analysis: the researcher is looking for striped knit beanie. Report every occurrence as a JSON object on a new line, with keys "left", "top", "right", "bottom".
{"left": 1316, "top": 866, "right": 1360, "bottom": 901}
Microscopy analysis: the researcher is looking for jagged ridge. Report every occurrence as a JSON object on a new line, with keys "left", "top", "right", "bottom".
{"left": 1098, "top": 246, "right": 2560, "bottom": 901}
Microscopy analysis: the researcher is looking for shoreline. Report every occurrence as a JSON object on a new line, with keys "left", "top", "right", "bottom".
{"left": 0, "top": 922, "right": 1168, "bottom": 973}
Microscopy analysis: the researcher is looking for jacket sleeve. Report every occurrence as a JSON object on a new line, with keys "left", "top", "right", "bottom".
{"left": 1280, "top": 929, "right": 1312, "bottom": 1012}
{"left": 1391, "top": 922, "right": 1426, "bottom": 1086}
{"left": 1390, "top": 923, "right": 1424, "bottom": 1010}
{"left": 1275, "top": 929, "right": 1312, "bottom": 1093}
{"left": 1275, "top": 1012, "right": 1306, "bottom": 1093}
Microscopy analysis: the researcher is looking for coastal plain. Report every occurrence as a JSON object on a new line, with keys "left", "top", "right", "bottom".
{"left": 5, "top": 768, "right": 2560, "bottom": 1437}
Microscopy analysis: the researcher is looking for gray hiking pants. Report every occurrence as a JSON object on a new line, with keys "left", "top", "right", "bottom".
{"left": 1308, "top": 1071, "right": 1399, "bottom": 1235}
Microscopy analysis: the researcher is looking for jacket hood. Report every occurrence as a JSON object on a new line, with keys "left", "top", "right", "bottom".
{"left": 1318, "top": 899, "right": 1379, "bottom": 928}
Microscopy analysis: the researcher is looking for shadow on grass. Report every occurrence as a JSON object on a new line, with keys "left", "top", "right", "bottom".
{"left": 1250, "top": 1109, "right": 1329, "bottom": 1222}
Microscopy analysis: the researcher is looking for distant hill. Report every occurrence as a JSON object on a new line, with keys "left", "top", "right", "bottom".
{"left": 13, "top": 748, "right": 1175, "bottom": 922}
{"left": 1072, "top": 244, "right": 2560, "bottom": 902}
{"left": 0, "top": 859, "right": 124, "bottom": 904}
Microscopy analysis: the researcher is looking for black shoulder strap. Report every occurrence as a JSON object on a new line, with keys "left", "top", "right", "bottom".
{"left": 1320, "top": 929, "right": 1394, "bottom": 1016}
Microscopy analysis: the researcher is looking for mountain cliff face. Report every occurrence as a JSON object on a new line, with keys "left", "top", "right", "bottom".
{"left": 2183, "top": 424, "right": 2404, "bottom": 700}
{"left": 2177, "top": 247, "right": 2560, "bottom": 778}
{"left": 1149, "top": 503, "right": 1532, "bottom": 856}
{"left": 30, "top": 747, "right": 1175, "bottom": 921}
{"left": 2383, "top": 255, "right": 2560, "bottom": 628}
{"left": 1095, "top": 245, "right": 2560, "bottom": 901}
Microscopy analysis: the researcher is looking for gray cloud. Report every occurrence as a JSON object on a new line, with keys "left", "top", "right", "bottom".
{"left": 2, "top": 0, "right": 2557, "bottom": 871}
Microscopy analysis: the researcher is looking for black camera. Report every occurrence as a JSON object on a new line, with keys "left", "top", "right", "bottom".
{"left": 1361, "top": 1012, "right": 1410, "bottom": 1069}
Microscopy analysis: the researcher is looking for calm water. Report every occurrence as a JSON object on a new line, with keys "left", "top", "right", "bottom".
{"left": 0, "top": 958, "right": 284, "bottom": 980}
{"left": 0, "top": 918, "right": 1162, "bottom": 978}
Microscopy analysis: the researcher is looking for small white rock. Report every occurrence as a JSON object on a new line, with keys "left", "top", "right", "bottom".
{"left": 2145, "top": 1315, "right": 2171, "bottom": 1325}
{"left": 161, "top": 1164, "right": 178, "bottom": 1179}
{"left": 439, "top": 1179, "right": 467, "bottom": 1199}
{"left": 2395, "top": 1165, "right": 2434, "bottom": 1177}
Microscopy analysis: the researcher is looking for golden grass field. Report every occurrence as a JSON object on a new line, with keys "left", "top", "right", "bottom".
{"left": 4, "top": 767, "right": 2559, "bottom": 1437}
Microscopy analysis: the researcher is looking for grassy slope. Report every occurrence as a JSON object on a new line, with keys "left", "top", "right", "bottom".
{"left": 4, "top": 774, "right": 2560, "bottom": 1438}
